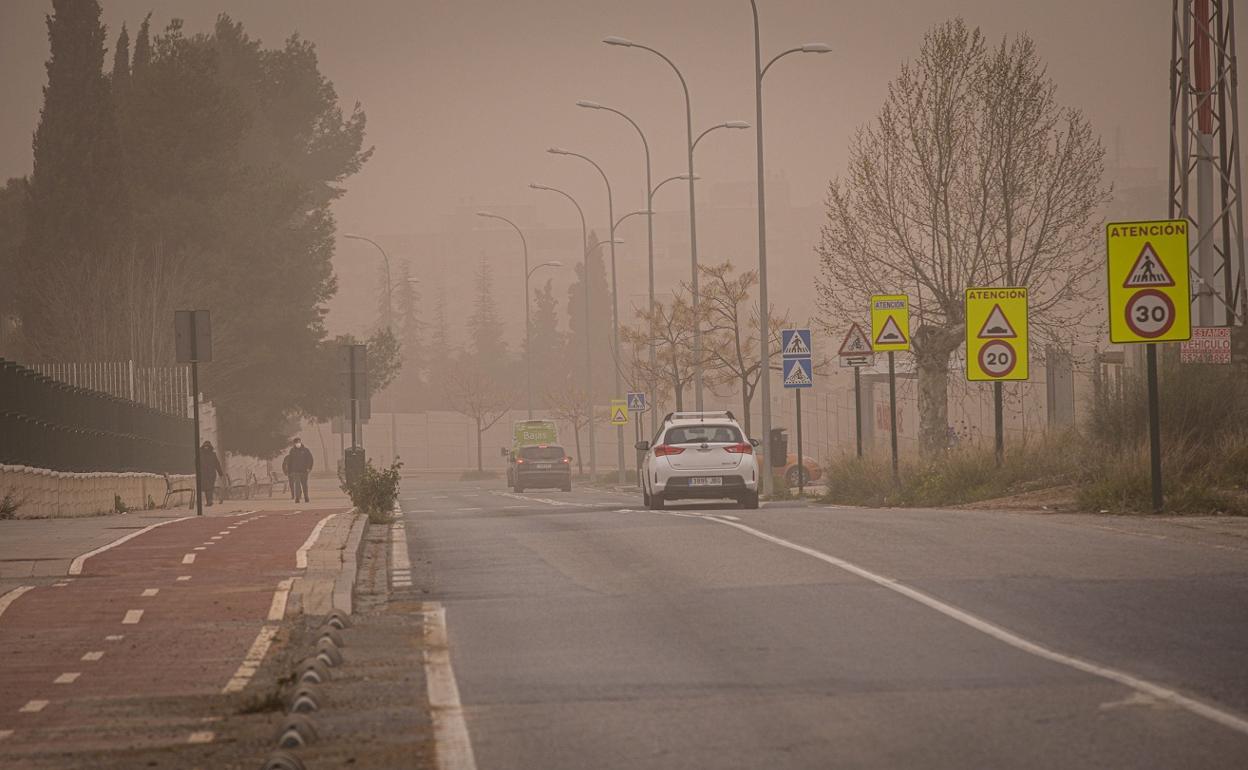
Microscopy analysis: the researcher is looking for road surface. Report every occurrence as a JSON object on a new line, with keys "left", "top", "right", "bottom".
{"left": 401, "top": 481, "right": 1248, "bottom": 769}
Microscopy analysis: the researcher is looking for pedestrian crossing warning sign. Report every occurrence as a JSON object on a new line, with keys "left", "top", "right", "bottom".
{"left": 965, "top": 287, "right": 1029, "bottom": 381}
{"left": 1123, "top": 242, "right": 1175, "bottom": 288}
{"left": 977, "top": 304, "right": 1017, "bottom": 338}
{"left": 781, "top": 328, "right": 812, "bottom": 358}
{"left": 1106, "top": 219, "right": 1191, "bottom": 344}
{"left": 609, "top": 399, "right": 629, "bottom": 426}
{"left": 782, "top": 358, "right": 813, "bottom": 388}
{"left": 870, "top": 295, "right": 910, "bottom": 352}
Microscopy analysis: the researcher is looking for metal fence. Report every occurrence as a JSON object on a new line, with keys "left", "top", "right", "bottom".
{"left": 0, "top": 357, "right": 193, "bottom": 473}
{"left": 25, "top": 360, "right": 191, "bottom": 417}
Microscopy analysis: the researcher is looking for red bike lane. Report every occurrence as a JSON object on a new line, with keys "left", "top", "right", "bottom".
{"left": 0, "top": 507, "right": 347, "bottom": 760}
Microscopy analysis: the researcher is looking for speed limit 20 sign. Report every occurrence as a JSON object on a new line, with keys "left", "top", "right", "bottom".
{"left": 1106, "top": 220, "right": 1191, "bottom": 344}
{"left": 965, "top": 288, "right": 1029, "bottom": 381}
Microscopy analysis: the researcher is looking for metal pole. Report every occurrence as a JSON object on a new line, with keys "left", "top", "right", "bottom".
{"left": 191, "top": 360, "right": 202, "bottom": 517}
{"left": 752, "top": 0, "right": 772, "bottom": 491}
{"left": 993, "top": 381, "right": 1004, "bottom": 467}
{"left": 854, "top": 365, "right": 863, "bottom": 458}
{"left": 350, "top": 347, "right": 359, "bottom": 451}
{"left": 888, "top": 351, "right": 899, "bottom": 481}
{"left": 525, "top": 259, "right": 532, "bottom": 418}
{"left": 1146, "top": 343, "right": 1164, "bottom": 512}
{"left": 795, "top": 387, "right": 804, "bottom": 496}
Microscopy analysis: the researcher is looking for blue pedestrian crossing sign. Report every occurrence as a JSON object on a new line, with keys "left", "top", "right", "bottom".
{"left": 781, "top": 328, "right": 812, "bottom": 358}
{"left": 783, "top": 358, "right": 813, "bottom": 388}
{"left": 626, "top": 392, "right": 647, "bottom": 412}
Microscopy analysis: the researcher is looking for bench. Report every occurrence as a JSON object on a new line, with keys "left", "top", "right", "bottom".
{"left": 268, "top": 471, "right": 288, "bottom": 498}
{"left": 161, "top": 473, "right": 194, "bottom": 509}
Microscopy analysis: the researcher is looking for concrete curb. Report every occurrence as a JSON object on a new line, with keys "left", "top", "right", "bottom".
{"left": 288, "top": 509, "right": 366, "bottom": 618}
{"left": 331, "top": 513, "right": 368, "bottom": 616}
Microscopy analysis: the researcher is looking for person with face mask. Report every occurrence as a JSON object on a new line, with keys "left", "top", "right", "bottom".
{"left": 285, "top": 438, "right": 314, "bottom": 503}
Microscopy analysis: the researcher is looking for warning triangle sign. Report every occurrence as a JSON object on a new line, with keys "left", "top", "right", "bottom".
{"left": 976, "top": 304, "right": 1017, "bottom": 339}
{"left": 783, "top": 332, "right": 811, "bottom": 357}
{"left": 875, "top": 316, "right": 907, "bottom": 346}
{"left": 838, "top": 324, "right": 871, "bottom": 356}
{"left": 1123, "top": 242, "right": 1175, "bottom": 288}
{"left": 784, "top": 359, "right": 812, "bottom": 386}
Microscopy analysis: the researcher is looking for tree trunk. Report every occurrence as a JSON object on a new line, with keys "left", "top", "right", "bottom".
{"left": 912, "top": 324, "right": 963, "bottom": 456}
{"left": 740, "top": 377, "right": 752, "bottom": 437}
{"left": 572, "top": 423, "right": 583, "bottom": 476}
{"left": 475, "top": 416, "right": 483, "bottom": 472}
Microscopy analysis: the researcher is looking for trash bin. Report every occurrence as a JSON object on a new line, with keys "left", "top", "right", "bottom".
{"left": 769, "top": 428, "right": 788, "bottom": 468}
{"left": 344, "top": 447, "right": 366, "bottom": 487}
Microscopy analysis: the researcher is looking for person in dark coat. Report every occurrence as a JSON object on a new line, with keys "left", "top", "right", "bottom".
{"left": 198, "top": 441, "right": 224, "bottom": 507}
{"left": 285, "top": 438, "right": 314, "bottom": 503}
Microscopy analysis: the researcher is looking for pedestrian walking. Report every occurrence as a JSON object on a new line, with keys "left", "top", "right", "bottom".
{"left": 198, "top": 441, "right": 224, "bottom": 508}
{"left": 285, "top": 437, "right": 314, "bottom": 503}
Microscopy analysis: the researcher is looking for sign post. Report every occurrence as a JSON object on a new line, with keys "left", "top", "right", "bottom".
{"left": 1106, "top": 219, "right": 1192, "bottom": 512}
{"left": 965, "top": 288, "right": 1030, "bottom": 466}
{"left": 174, "top": 310, "right": 212, "bottom": 516}
{"left": 838, "top": 323, "right": 874, "bottom": 459}
{"left": 341, "top": 344, "right": 368, "bottom": 487}
{"left": 871, "top": 296, "right": 910, "bottom": 480}
{"left": 781, "top": 329, "right": 813, "bottom": 495}
{"left": 626, "top": 392, "right": 648, "bottom": 486}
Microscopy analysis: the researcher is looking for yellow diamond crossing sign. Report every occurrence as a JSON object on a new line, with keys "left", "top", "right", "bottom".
{"left": 965, "top": 287, "right": 1029, "bottom": 381}
{"left": 870, "top": 295, "right": 910, "bottom": 352}
{"left": 1106, "top": 220, "right": 1191, "bottom": 343}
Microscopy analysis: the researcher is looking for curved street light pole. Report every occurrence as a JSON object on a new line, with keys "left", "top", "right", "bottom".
{"left": 549, "top": 147, "right": 627, "bottom": 484}
{"left": 343, "top": 232, "right": 396, "bottom": 461}
{"left": 530, "top": 183, "right": 597, "bottom": 481}
{"left": 750, "top": 0, "right": 832, "bottom": 496}
{"left": 652, "top": 173, "right": 697, "bottom": 199}
{"left": 476, "top": 212, "right": 533, "bottom": 418}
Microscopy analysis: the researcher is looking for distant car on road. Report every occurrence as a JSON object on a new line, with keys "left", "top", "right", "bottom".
{"left": 780, "top": 453, "right": 822, "bottom": 488}
{"left": 513, "top": 444, "right": 573, "bottom": 493}
{"left": 636, "top": 411, "right": 760, "bottom": 510}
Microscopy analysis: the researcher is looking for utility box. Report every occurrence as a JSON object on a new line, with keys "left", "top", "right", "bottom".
{"left": 344, "top": 446, "right": 366, "bottom": 487}
{"left": 769, "top": 428, "right": 788, "bottom": 468}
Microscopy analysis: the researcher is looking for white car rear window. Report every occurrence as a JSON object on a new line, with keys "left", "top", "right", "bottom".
{"left": 664, "top": 425, "right": 742, "bottom": 445}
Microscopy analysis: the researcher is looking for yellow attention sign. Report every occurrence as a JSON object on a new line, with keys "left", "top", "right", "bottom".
{"left": 965, "top": 287, "right": 1029, "bottom": 381}
{"left": 609, "top": 399, "right": 629, "bottom": 426}
{"left": 870, "top": 294, "right": 910, "bottom": 352}
{"left": 1106, "top": 219, "right": 1191, "bottom": 343}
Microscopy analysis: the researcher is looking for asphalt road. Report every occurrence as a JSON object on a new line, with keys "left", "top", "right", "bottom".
{"left": 402, "top": 480, "right": 1248, "bottom": 769}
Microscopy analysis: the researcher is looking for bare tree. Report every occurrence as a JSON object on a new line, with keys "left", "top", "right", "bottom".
{"left": 700, "top": 262, "right": 790, "bottom": 437}
{"left": 814, "top": 18, "right": 1107, "bottom": 454}
{"left": 443, "top": 355, "right": 514, "bottom": 473}
{"left": 545, "top": 374, "right": 597, "bottom": 476}
{"left": 622, "top": 287, "right": 701, "bottom": 412}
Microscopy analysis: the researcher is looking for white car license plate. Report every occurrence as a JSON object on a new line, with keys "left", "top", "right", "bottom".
{"left": 535, "top": 463, "right": 553, "bottom": 470}
{"left": 689, "top": 477, "right": 722, "bottom": 487}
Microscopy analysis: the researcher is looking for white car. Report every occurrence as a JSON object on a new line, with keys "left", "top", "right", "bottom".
{"left": 636, "top": 411, "right": 761, "bottom": 510}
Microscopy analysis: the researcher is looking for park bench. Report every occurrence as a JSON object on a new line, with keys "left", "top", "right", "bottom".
{"left": 161, "top": 473, "right": 193, "bottom": 509}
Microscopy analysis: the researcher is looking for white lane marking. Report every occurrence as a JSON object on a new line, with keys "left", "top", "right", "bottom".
{"left": 0, "top": 729, "right": 12, "bottom": 740}
{"left": 497, "top": 492, "right": 574, "bottom": 507}
{"left": 122, "top": 610, "right": 144, "bottom": 624}
{"left": 410, "top": 509, "right": 435, "bottom": 513}
{"left": 217, "top": 530, "right": 230, "bottom": 535}
{"left": 391, "top": 520, "right": 415, "bottom": 588}
{"left": 187, "top": 730, "right": 215, "bottom": 744}
{"left": 53, "top": 672, "right": 80, "bottom": 684}
{"left": 296, "top": 513, "right": 339, "bottom": 569}
{"left": 193, "top": 546, "right": 207, "bottom": 551}
{"left": 454, "top": 507, "right": 482, "bottom": 512}
{"left": 81, "top": 651, "right": 104, "bottom": 661}
{"left": 19, "top": 700, "right": 48, "bottom": 713}
{"left": 52, "top": 582, "right": 70, "bottom": 588}
{"left": 267, "top": 578, "right": 295, "bottom": 621}
{"left": 141, "top": 588, "right": 159, "bottom": 597}
{"left": 177, "top": 575, "right": 192, "bottom": 582}
{"left": 0, "top": 585, "right": 35, "bottom": 622}
{"left": 700, "top": 514, "right": 1248, "bottom": 738}
{"left": 182, "top": 554, "right": 196, "bottom": 564}
{"left": 222, "top": 624, "right": 278, "bottom": 693}
{"left": 422, "top": 602, "right": 478, "bottom": 770}
{"left": 104, "top": 634, "right": 124, "bottom": 642}
{"left": 68, "top": 516, "right": 192, "bottom": 575}
{"left": 210, "top": 536, "right": 223, "bottom": 540}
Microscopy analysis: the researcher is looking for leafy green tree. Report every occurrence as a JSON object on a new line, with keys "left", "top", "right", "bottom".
{"left": 468, "top": 256, "right": 509, "bottom": 374}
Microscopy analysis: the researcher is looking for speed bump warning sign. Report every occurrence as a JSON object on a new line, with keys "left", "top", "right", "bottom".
{"left": 1106, "top": 220, "right": 1191, "bottom": 343}
{"left": 870, "top": 295, "right": 910, "bottom": 352}
{"left": 965, "top": 287, "right": 1028, "bottom": 381}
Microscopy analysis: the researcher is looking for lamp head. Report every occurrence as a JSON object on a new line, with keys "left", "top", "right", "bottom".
{"left": 576, "top": 100, "right": 603, "bottom": 110}
{"left": 724, "top": 121, "right": 751, "bottom": 129}
{"left": 475, "top": 211, "right": 493, "bottom": 218}
{"left": 801, "top": 43, "right": 833, "bottom": 54}
{"left": 547, "top": 147, "right": 568, "bottom": 155}
{"left": 603, "top": 36, "right": 635, "bottom": 47}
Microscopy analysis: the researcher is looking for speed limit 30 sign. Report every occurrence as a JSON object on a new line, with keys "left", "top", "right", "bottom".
{"left": 965, "top": 287, "right": 1028, "bottom": 381}
{"left": 1106, "top": 220, "right": 1191, "bottom": 344}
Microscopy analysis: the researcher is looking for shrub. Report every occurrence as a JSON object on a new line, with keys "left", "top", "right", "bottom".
{"left": 341, "top": 459, "right": 403, "bottom": 524}
{"left": 1, "top": 487, "right": 22, "bottom": 520}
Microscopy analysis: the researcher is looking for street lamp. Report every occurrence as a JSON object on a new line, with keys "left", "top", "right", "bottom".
{"left": 652, "top": 173, "right": 698, "bottom": 198}
{"left": 749, "top": 0, "right": 832, "bottom": 497}
{"left": 603, "top": 35, "right": 749, "bottom": 411}
{"left": 475, "top": 211, "right": 535, "bottom": 418}
{"left": 547, "top": 146, "right": 628, "bottom": 484}
{"left": 529, "top": 183, "right": 597, "bottom": 481}
{"left": 343, "top": 233, "right": 393, "bottom": 329}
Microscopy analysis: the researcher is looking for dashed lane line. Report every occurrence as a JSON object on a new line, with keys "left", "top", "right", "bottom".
{"left": 296, "top": 512, "right": 339, "bottom": 569}
{"left": 121, "top": 610, "right": 143, "bottom": 625}
{"left": 177, "top": 575, "right": 192, "bottom": 582}
{"left": 222, "top": 625, "right": 278, "bottom": 694}
{"left": 19, "top": 700, "right": 48, "bottom": 713}
{"left": 104, "top": 634, "right": 124, "bottom": 642}
{"left": 53, "top": 672, "right": 81, "bottom": 684}
{"left": 68, "top": 516, "right": 192, "bottom": 575}
{"left": 81, "top": 651, "right": 104, "bottom": 661}
{"left": 391, "top": 520, "right": 413, "bottom": 588}
{"left": 182, "top": 554, "right": 196, "bottom": 564}
{"left": 0, "top": 585, "right": 34, "bottom": 622}
{"left": 141, "top": 588, "right": 159, "bottom": 597}
{"left": 187, "top": 730, "right": 215, "bottom": 744}
{"left": 695, "top": 512, "right": 1248, "bottom": 739}
{"left": 267, "top": 578, "right": 294, "bottom": 622}
{"left": 0, "top": 729, "right": 13, "bottom": 741}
